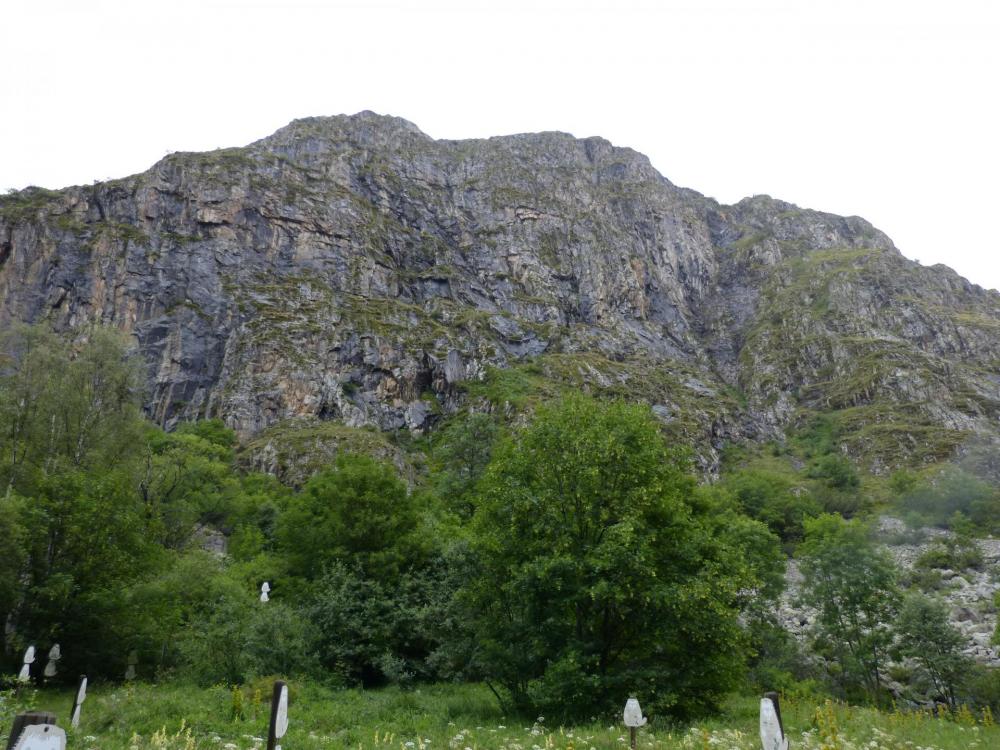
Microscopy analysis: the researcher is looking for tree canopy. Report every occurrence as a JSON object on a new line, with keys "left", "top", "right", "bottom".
{"left": 456, "top": 394, "right": 783, "bottom": 721}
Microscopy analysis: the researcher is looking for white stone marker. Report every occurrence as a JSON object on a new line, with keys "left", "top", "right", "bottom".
{"left": 267, "top": 680, "right": 289, "bottom": 750}
{"left": 260, "top": 582, "right": 271, "bottom": 603}
{"left": 760, "top": 693, "right": 788, "bottom": 750}
{"left": 70, "top": 676, "right": 88, "bottom": 729}
{"left": 18, "top": 646, "right": 35, "bottom": 683}
{"left": 43, "top": 644, "right": 61, "bottom": 678}
{"left": 623, "top": 698, "right": 647, "bottom": 750}
{"left": 12, "top": 724, "right": 66, "bottom": 750}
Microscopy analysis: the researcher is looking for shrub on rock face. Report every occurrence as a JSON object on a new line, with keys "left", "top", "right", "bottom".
{"left": 915, "top": 534, "right": 984, "bottom": 572}
{"left": 456, "top": 394, "right": 781, "bottom": 722}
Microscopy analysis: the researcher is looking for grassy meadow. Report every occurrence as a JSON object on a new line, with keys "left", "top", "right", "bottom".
{"left": 3, "top": 682, "right": 998, "bottom": 750}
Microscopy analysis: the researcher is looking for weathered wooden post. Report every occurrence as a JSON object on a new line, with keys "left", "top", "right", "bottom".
{"left": 42, "top": 645, "right": 60, "bottom": 679}
{"left": 623, "top": 697, "right": 647, "bottom": 750}
{"left": 760, "top": 692, "right": 788, "bottom": 750}
{"left": 70, "top": 676, "right": 88, "bottom": 729}
{"left": 260, "top": 582, "right": 270, "bottom": 603}
{"left": 266, "top": 680, "right": 288, "bottom": 750}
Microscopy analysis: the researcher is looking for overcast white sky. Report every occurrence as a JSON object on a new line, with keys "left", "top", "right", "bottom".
{"left": 3, "top": 0, "right": 999, "bottom": 289}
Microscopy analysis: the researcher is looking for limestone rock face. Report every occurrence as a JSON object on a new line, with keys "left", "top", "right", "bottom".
{"left": 2, "top": 112, "right": 998, "bottom": 471}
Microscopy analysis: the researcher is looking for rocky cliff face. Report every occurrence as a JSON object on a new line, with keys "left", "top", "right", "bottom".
{"left": 2, "top": 112, "right": 998, "bottom": 472}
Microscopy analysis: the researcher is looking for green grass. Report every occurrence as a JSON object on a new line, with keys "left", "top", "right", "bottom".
{"left": 4, "top": 683, "right": 998, "bottom": 750}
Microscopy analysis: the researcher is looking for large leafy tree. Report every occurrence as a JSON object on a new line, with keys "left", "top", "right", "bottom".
{"left": 0, "top": 326, "right": 163, "bottom": 675}
{"left": 458, "top": 394, "right": 779, "bottom": 721}
{"left": 277, "top": 454, "right": 441, "bottom": 685}
{"left": 277, "top": 453, "right": 423, "bottom": 586}
{"left": 798, "top": 514, "right": 900, "bottom": 701}
{"left": 429, "top": 412, "right": 500, "bottom": 520}
{"left": 0, "top": 325, "right": 144, "bottom": 493}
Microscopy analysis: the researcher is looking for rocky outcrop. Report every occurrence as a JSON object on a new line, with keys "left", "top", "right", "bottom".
{"left": 1, "top": 112, "right": 998, "bottom": 471}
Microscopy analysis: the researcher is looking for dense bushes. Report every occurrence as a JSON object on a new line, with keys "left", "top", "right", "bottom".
{"left": 719, "top": 469, "right": 820, "bottom": 545}
{"left": 896, "top": 466, "right": 1000, "bottom": 532}
{"left": 308, "top": 562, "right": 446, "bottom": 685}
{"left": 0, "top": 327, "right": 787, "bottom": 719}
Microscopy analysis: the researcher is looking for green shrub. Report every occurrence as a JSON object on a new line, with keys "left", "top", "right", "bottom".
{"left": 808, "top": 453, "right": 861, "bottom": 491}
{"left": 915, "top": 535, "right": 984, "bottom": 572}
{"left": 904, "top": 567, "right": 944, "bottom": 592}
{"left": 719, "top": 469, "right": 820, "bottom": 545}
{"left": 309, "top": 563, "right": 432, "bottom": 685}
{"left": 812, "top": 485, "right": 867, "bottom": 517}
{"left": 963, "top": 665, "right": 1000, "bottom": 710}
{"left": 177, "top": 597, "right": 318, "bottom": 685}
{"left": 899, "top": 466, "right": 1000, "bottom": 531}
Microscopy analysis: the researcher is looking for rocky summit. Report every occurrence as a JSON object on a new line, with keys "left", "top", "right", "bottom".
{"left": 2, "top": 111, "right": 998, "bottom": 474}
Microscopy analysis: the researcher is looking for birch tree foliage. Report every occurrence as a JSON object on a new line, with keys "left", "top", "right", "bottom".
{"left": 797, "top": 514, "right": 901, "bottom": 702}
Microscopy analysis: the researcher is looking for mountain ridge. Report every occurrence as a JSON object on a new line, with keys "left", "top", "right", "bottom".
{"left": 2, "top": 111, "right": 998, "bottom": 475}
